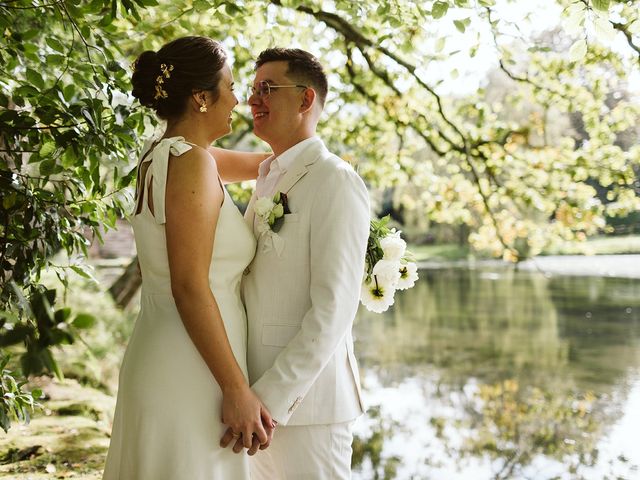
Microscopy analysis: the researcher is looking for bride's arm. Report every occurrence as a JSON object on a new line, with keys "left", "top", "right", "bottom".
{"left": 208, "top": 147, "right": 271, "bottom": 183}
{"left": 165, "top": 148, "right": 272, "bottom": 449}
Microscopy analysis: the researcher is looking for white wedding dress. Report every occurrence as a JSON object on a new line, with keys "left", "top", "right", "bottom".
{"left": 103, "top": 137, "right": 256, "bottom": 479}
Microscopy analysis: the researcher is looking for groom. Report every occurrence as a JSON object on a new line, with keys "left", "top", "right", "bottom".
{"left": 225, "top": 48, "right": 369, "bottom": 478}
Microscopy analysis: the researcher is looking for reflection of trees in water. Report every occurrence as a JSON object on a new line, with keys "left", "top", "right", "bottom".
{"left": 460, "top": 380, "right": 602, "bottom": 479}
{"left": 545, "top": 275, "right": 640, "bottom": 389}
{"left": 356, "top": 268, "right": 640, "bottom": 390}
{"left": 353, "top": 269, "right": 640, "bottom": 479}
{"left": 352, "top": 378, "right": 636, "bottom": 480}
{"left": 351, "top": 406, "right": 401, "bottom": 480}
{"left": 356, "top": 268, "right": 569, "bottom": 385}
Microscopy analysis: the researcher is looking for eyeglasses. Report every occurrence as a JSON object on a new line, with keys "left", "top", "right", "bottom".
{"left": 248, "top": 80, "right": 308, "bottom": 99}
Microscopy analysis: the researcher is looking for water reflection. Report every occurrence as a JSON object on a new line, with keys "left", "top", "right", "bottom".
{"left": 352, "top": 267, "right": 640, "bottom": 479}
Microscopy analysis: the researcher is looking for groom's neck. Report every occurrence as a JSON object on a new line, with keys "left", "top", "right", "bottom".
{"left": 270, "top": 131, "right": 315, "bottom": 157}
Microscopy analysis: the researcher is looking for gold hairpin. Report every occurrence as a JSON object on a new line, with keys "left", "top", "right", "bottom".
{"left": 160, "top": 63, "right": 174, "bottom": 79}
{"left": 153, "top": 63, "right": 174, "bottom": 100}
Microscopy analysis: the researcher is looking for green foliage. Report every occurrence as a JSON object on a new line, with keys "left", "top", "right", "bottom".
{"left": 0, "top": 0, "right": 139, "bottom": 430}
{"left": 365, "top": 216, "right": 393, "bottom": 278}
{"left": 0, "top": 355, "right": 42, "bottom": 433}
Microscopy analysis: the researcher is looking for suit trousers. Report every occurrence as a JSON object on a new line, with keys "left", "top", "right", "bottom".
{"left": 250, "top": 421, "right": 355, "bottom": 480}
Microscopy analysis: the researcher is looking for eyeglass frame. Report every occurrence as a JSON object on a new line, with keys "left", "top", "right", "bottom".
{"left": 248, "top": 80, "right": 309, "bottom": 99}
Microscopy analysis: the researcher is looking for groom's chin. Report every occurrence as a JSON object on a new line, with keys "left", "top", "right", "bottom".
{"left": 252, "top": 126, "right": 269, "bottom": 142}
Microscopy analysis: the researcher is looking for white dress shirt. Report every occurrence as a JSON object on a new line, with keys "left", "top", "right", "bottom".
{"left": 255, "top": 137, "right": 318, "bottom": 199}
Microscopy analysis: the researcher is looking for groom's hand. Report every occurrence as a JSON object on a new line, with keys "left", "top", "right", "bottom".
{"left": 220, "top": 418, "right": 277, "bottom": 455}
{"left": 244, "top": 417, "right": 276, "bottom": 455}
{"left": 260, "top": 418, "right": 277, "bottom": 451}
{"left": 219, "top": 428, "right": 260, "bottom": 455}
{"left": 219, "top": 427, "right": 262, "bottom": 455}
{"left": 219, "top": 427, "right": 239, "bottom": 449}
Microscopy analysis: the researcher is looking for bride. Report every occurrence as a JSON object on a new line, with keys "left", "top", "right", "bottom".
{"left": 102, "top": 36, "right": 272, "bottom": 479}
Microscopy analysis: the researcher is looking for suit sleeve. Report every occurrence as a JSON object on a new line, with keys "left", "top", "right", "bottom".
{"left": 251, "top": 163, "right": 370, "bottom": 424}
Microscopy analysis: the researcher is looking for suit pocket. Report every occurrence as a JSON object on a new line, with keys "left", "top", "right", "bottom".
{"left": 282, "top": 213, "right": 299, "bottom": 223}
{"left": 262, "top": 324, "right": 300, "bottom": 347}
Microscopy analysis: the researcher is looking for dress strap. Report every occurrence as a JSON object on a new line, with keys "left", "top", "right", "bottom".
{"left": 139, "top": 136, "right": 193, "bottom": 224}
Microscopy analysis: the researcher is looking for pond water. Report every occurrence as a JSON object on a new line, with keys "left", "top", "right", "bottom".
{"left": 352, "top": 267, "right": 640, "bottom": 480}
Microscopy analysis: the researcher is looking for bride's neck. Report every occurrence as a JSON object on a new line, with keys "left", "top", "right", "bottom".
{"left": 163, "top": 118, "right": 211, "bottom": 149}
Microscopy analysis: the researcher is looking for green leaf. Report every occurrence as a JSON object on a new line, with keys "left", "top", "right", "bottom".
{"left": 3, "top": 191, "right": 17, "bottom": 209}
{"left": 431, "top": 1, "right": 449, "bottom": 19}
{"left": 46, "top": 37, "right": 66, "bottom": 53}
{"left": 54, "top": 308, "right": 72, "bottom": 324}
{"left": 46, "top": 54, "right": 66, "bottom": 65}
{"left": 70, "top": 265, "right": 97, "bottom": 283}
{"left": 39, "top": 141, "right": 56, "bottom": 158}
{"left": 453, "top": 19, "right": 468, "bottom": 33}
{"left": 71, "top": 313, "right": 96, "bottom": 329}
{"left": 25, "top": 68, "right": 44, "bottom": 90}
{"left": 569, "top": 38, "right": 587, "bottom": 61}
{"left": 39, "top": 159, "right": 57, "bottom": 176}
{"left": 63, "top": 84, "right": 76, "bottom": 102}
{"left": 591, "top": 0, "right": 609, "bottom": 12}
{"left": 593, "top": 16, "right": 616, "bottom": 42}
{"left": 40, "top": 349, "right": 63, "bottom": 380}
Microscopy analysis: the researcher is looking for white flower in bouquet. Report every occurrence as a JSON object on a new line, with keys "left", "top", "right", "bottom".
{"left": 372, "top": 259, "right": 402, "bottom": 286}
{"left": 360, "top": 216, "right": 419, "bottom": 313}
{"left": 396, "top": 262, "right": 419, "bottom": 290}
{"left": 380, "top": 232, "right": 406, "bottom": 261}
{"left": 360, "top": 277, "right": 395, "bottom": 313}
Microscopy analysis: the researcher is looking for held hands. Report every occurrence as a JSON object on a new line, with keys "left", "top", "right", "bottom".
{"left": 220, "top": 385, "right": 276, "bottom": 455}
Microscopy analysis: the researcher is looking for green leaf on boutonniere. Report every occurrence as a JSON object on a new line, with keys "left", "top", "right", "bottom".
{"left": 270, "top": 191, "right": 287, "bottom": 232}
{"left": 272, "top": 215, "right": 285, "bottom": 233}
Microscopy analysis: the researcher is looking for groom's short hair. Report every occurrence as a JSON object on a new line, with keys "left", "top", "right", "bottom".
{"left": 255, "top": 48, "right": 328, "bottom": 107}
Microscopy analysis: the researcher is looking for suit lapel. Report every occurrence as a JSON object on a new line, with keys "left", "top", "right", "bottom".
{"left": 272, "top": 139, "right": 327, "bottom": 196}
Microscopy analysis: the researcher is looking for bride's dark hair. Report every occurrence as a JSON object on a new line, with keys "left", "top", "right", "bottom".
{"left": 131, "top": 36, "right": 227, "bottom": 120}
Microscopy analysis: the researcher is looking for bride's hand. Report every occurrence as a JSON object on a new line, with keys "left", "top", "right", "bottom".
{"left": 220, "top": 384, "right": 268, "bottom": 450}
{"left": 220, "top": 401, "right": 276, "bottom": 455}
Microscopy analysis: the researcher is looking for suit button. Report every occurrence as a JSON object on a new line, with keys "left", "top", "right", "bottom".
{"left": 288, "top": 396, "right": 303, "bottom": 414}
{"left": 243, "top": 267, "right": 251, "bottom": 275}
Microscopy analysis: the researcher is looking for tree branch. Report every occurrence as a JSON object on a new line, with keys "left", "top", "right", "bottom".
{"left": 612, "top": 21, "right": 640, "bottom": 65}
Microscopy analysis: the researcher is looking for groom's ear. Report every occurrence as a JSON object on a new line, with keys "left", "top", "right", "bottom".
{"left": 299, "top": 88, "right": 316, "bottom": 114}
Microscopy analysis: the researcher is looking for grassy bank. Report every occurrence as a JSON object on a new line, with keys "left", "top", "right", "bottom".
{"left": 410, "top": 234, "right": 640, "bottom": 262}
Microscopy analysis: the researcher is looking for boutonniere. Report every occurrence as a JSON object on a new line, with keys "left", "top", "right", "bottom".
{"left": 254, "top": 192, "right": 290, "bottom": 234}
{"left": 360, "top": 216, "right": 419, "bottom": 313}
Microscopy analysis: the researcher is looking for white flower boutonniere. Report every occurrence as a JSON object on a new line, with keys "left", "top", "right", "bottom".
{"left": 254, "top": 192, "right": 290, "bottom": 234}
{"left": 360, "top": 216, "right": 419, "bottom": 313}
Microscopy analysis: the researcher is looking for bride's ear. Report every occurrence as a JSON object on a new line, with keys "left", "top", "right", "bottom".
{"left": 191, "top": 91, "right": 208, "bottom": 112}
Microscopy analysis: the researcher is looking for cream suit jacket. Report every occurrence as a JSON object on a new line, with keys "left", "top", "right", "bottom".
{"left": 242, "top": 137, "right": 369, "bottom": 426}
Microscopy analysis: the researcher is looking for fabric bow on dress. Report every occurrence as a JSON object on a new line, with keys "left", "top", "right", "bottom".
{"left": 136, "top": 136, "right": 193, "bottom": 225}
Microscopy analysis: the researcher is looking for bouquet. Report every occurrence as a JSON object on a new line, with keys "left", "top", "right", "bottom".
{"left": 360, "top": 216, "right": 419, "bottom": 313}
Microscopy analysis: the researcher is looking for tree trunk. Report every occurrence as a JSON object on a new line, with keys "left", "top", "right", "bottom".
{"left": 108, "top": 256, "right": 142, "bottom": 308}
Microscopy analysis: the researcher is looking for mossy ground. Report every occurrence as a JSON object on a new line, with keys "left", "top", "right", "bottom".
{"left": 0, "top": 378, "right": 114, "bottom": 479}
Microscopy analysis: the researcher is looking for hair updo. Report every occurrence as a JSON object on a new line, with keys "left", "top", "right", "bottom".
{"left": 131, "top": 36, "right": 227, "bottom": 120}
